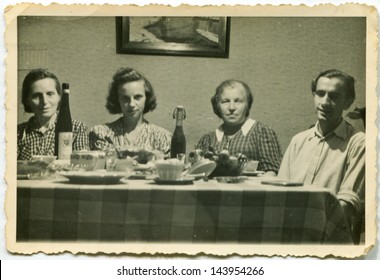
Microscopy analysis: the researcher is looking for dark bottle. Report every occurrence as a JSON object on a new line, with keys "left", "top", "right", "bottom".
{"left": 54, "top": 83, "right": 73, "bottom": 159}
{"left": 170, "top": 105, "right": 186, "bottom": 158}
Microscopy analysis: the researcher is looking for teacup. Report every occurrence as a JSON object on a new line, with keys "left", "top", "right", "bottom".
{"left": 155, "top": 159, "right": 185, "bottom": 180}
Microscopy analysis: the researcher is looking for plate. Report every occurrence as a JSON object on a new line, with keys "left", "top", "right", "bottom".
{"left": 60, "top": 171, "right": 127, "bottom": 184}
{"left": 242, "top": 170, "right": 265, "bottom": 176}
{"left": 153, "top": 176, "right": 195, "bottom": 185}
{"left": 187, "top": 159, "right": 217, "bottom": 177}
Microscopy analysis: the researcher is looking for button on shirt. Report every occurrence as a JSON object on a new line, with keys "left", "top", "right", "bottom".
{"left": 278, "top": 120, "right": 365, "bottom": 212}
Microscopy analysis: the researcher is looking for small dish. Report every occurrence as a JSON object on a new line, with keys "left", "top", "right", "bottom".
{"left": 215, "top": 176, "right": 248, "bottom": 184}
{"left": 153, "top": 176, "right": 195, "bottom": 185}
{"left": 60, "top": 171, "right": 127, "bottom": 184}
{"left": 242, "top": 170, "right": 265, "bottom": 176}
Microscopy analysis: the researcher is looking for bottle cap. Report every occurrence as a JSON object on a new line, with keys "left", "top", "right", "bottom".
{"left": 62, "top": 83, "right": 70, "bottom": 90}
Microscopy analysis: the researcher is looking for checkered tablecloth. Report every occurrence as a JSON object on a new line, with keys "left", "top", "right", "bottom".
{"left": 17, "top": 178, "right": 353, "bottom": 244}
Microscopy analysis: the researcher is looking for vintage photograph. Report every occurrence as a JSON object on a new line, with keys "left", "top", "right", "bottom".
{"left": 5, "top": 4, "right": 377, "bottom": 257}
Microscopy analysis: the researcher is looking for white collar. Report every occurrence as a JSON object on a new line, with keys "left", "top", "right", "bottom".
{"left": 215, "top": 118, "right": 256, "bottom": 142}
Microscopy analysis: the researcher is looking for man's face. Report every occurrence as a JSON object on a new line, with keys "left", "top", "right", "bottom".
{"left": 313, "top": 77, "right": 351, "bottom": 125}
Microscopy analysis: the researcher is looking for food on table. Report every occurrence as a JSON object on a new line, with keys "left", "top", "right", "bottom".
{"left": 189, "top": 148, "right": 248, "bottom": 177}
{"left": 116, "top": 147, "right": 156, "bottom": 164}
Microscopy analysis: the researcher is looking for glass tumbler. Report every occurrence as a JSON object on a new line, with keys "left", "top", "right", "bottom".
{"left": 105, "top": 148, "right": 117, "bottom": 171}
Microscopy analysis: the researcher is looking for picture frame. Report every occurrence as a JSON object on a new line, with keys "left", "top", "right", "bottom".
{"left": 116, "top": 17, "right": 230, "bottom": 58}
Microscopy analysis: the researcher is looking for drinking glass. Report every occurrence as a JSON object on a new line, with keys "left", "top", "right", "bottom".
{"left": 105, "top": 148, "right": 117, "bottom": 171}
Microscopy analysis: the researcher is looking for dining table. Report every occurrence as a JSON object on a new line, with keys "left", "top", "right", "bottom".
{"left": 16, "top": 174, "right": 354, "bottom": 244}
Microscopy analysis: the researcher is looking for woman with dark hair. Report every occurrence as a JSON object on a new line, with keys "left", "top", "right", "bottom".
{"left": 17, "top": 69, "right": 89, "bottom": 160}
{"left": 196, "top": 79, "right": 282, "bottom": 176}
{"left": 89, "top": 67, "right": 171, "bottom": 159}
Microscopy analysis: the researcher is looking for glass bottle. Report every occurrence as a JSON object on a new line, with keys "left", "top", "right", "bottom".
{"left": 170, "top": 105, "right": 186, "bottom": 159}
{"left": 54, "top": 83, "right": 73, "bottom": 159}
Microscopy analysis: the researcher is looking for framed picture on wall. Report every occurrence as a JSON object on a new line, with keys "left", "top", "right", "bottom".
{"left": 116, "top": 16, "right": 230, "bottom": 58}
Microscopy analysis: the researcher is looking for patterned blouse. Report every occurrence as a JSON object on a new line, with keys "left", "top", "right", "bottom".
{"left": 89, "top": 117, "right": 172, "bottom": 154}
{"left": 196, "top": 118, "right": 282, "bottom": 173}
{"left": 17, "top": 116, "right": 89, "bottom": 160}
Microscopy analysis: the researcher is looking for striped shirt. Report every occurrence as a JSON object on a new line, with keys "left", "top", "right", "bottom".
{"left": 196, "top": 118, "right": 282, "bottom": 173}
{"left": 278, "top": 120, "right": 365, "bottom": 212}
{"left": 89, "top": 117, "right": 172, "bottom": 154}
{"left": 17, "top": 116, "right": 89, "bottom": 160}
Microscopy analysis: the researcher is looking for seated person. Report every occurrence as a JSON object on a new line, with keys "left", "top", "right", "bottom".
{"left": 89, "top": 67, "right": 172, "bottom": 161}
{"left": 196, "top": 79, "right": 282, "bottom": 176}
{"left": 17, "top": 69, "right": 89, "bottom": 160}
{"left": 278, "top": 69, "right": 365, "bottom": 221}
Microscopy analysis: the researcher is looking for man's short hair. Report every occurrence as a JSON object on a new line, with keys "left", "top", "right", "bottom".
{"left": 311, "top": 69, "right": 356, "bottom": 107}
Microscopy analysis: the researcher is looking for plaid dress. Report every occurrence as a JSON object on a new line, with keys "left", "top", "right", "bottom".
{"left": 89, "top": 117, "right": 172, "bottom": 154}
{"left": 17, "top": 116, "right": 89, "bottom": 160}
{"left": 196, "top": 118, "right": 282, "bottom": 173}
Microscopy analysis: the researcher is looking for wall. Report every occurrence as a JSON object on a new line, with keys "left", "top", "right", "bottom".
{"left": 17, "top": 16, "right": 366, "bottom": 154}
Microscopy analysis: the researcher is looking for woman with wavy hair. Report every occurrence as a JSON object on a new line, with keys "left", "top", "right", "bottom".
{"left": 89, "top": 67, "right": 171, "bottom": 161}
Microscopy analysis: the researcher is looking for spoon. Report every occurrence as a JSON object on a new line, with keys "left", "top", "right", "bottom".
{"left": 104, "top": 136, "right": 122, "bottom": 158}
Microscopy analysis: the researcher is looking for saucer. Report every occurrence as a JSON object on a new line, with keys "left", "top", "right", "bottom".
{"left": 242, "top": 170, "right": 265, "bottom": 176}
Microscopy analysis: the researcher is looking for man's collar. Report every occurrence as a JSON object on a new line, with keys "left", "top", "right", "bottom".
{"left": 216, "top": 118, "right": 256, "bottom": 142}
{"left": 309, "top": 120, "right": 349, "bottom": 140}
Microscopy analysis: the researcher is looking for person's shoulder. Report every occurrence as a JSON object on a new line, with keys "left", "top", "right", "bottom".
{"left": 251, "top": 120, "right": 278, "bottom": 135}
{"left": 90, "top": 118, "right": 120, "bottom": 132}
{"left": 144, "top": 121, "right": 172, "bottom": 136}
{"left": 345, "top": 122, "right": 365, "bottom": 145}
{"left": 72, "top": 119, "right": 86, "bottom": 126}
{"left": 289, "top": 127, "right": 313, "bottom": 144}
{"left": 17, "top": 117, "right": 33, "bottom": 131}
{"left": 17, "top": 121, "right": 28, "bottom": 130}
{"left": 199, "top": 130, "right": 216, "bottom": 140}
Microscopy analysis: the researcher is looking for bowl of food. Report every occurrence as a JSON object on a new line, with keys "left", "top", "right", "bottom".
{"left": 17, "top": 160, "right": 51, "bottom": 176}
{"left": 116, "top": 147, "right": 156, "bottom": 164}
{"left": 211, "top": 151, "right": 248, "bottom": 177}
{"left": 154, "top": 159, "right": 185, "bottom": 180}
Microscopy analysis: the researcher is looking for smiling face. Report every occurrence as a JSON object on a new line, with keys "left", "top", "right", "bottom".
{"left": 313, "top": 76, "right": 351, "bottom": 129}
{"left": 118, "top": 80, "right": 146, "bottom": 122}
{"left": 217, "top": 83, "right": 249, "bottom": 127}
{"left": 27, "top": 78, "right": 61, "bottom": 125}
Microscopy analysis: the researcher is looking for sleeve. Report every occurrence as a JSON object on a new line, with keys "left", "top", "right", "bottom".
{"left": 88, "top": 125, "right": 112, "bottom": 150}
{"left": 336, "top": 133, "right": 365, "bottom": 212}
{"left": 17, "top": 122, "right": 27, "bottom": 159}
{"left": 256, "top": 125, "right": 283, "bottom": 173}
{"left": 72, "top": 120, "right": 89, "bottom": 151}
{"left": 196, "top": 133, "right": 211, "bottom": 153}
{"left": 277, "top": 138, "right": 295, "bottom": 180}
